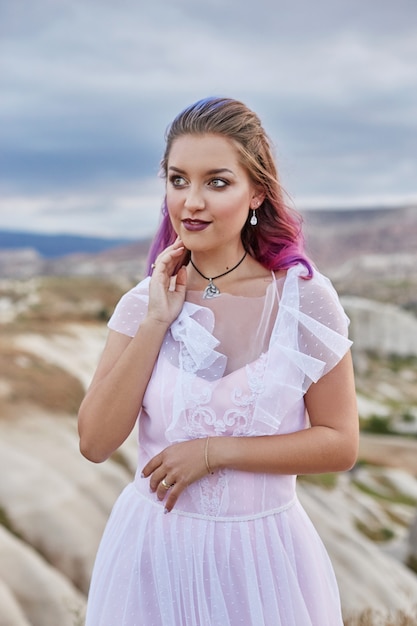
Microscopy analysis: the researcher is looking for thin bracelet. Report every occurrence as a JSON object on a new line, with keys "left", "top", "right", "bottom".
{"left": 204, "top": 436, "right": 214, "bottom": 475}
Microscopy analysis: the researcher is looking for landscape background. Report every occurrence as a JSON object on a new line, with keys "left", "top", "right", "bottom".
{"left": 2, "top": 1, "right": 417, "bottom": 622}
{"left": 0, "top": 204, "right": 416, "bottom": 625}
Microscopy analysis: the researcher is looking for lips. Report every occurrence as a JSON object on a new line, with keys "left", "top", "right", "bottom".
{"left": 182, "top": 219, "right": 211, "bottom": 232}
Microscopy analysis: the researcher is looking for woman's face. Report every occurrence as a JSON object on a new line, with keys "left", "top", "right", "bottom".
{"left": 166, "top": 133, "right": 262, "bottom": 256}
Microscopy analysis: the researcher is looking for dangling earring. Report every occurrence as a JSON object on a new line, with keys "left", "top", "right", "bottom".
{"left": 250, "top": 200, "right": 259, "bottom": 226}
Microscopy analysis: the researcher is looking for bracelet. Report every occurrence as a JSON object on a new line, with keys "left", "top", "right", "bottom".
{"left": 204, "top": 436, "right": 214, "bottom": 475}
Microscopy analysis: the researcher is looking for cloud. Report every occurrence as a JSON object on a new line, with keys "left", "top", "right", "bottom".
{"left": 0, "top": 0, "right": 416, "bottom": 235}
{"left": 0, "top": 178, "right": 165, "bottom": 237}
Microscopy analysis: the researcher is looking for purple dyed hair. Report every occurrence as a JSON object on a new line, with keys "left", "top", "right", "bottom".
{"left": 146, "top": 97, "right": 312, "bottom": 278}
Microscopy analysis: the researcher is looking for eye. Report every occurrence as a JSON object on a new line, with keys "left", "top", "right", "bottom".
{"left": 209, "top": 178, "right": 228, "bottom": 188}
{"left": 169, "top": 175, "right": 187, "bottom": 188}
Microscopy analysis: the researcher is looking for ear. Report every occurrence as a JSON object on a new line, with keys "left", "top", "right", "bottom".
{"left": 250, "top": 192, "right": 265, "bottom": 209}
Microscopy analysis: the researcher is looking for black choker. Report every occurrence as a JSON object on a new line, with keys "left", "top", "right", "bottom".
{"left": 190, "top": 251, "right": 247, "bottom": 299}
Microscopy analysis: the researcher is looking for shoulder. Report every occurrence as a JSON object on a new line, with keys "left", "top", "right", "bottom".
{"left": 306, "top": 272, "right": 350, "bottom": 336}
{"left": 283, "top": 263, "right": 339, "bottom": 297}
{"left": 298, "top": 266, "right": 341, "bottom": 304}
{"left": 114, "top": 276, "right": 151, "bottom": 305}
{"left": 125, "top": 276, "right": 151, "bottom": 296}
{"left": 107, "top": 277, "right": 151, "bottom": 337}
{"left": 284, "top": 264, "right": 350, "bottom": 336}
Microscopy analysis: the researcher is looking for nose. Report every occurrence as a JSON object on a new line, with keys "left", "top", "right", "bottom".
{"left": 183, "top": 185, "right": 205, "bottom": 212}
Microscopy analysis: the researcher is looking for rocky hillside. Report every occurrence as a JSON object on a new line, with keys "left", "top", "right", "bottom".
{"left": 0, "top": 205, "right": 417, "bottom": 625}
{"left": 303, "top": 204, "right": 417, "bottom": 270}
{"left": 1, "top": 204, "right": 415, "bottom": 284}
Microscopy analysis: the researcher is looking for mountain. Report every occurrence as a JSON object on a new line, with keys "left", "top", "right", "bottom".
{"left": 0, "top": 231, "right": 150, "bottom": 280}
{"left": 1, "top": 204, "right": 416, "bottom": 281}
{"left": 303, "top": 205, "right": 417, "bottom": 267}
{"left": 0, "top": 229, "right": 134, "bottom": 258}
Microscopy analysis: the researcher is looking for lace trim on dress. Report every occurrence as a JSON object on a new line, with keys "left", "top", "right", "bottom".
{"left": 222, "top": 353, "right": 268, "bottom": 437}
{"left": 198, "top": 470, "right": 229, "bottom": 516}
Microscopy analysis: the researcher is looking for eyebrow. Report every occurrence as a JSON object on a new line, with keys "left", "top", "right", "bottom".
{"left": 168, "top": 166, "right": 236, "bottom": 176}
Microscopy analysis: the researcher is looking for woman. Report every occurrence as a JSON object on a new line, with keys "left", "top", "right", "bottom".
{"left": 79, "top": 97, "right": 358, "bottom": 625}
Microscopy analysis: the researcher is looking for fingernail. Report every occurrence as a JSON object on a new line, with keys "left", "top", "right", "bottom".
{"left": 140, "top": 472, "right": 145, "bottom": 478}
{"left": 164, "top": 507, "right": 169, "bottom": 514}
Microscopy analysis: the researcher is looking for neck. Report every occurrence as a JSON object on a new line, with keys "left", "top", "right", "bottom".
{"left": 190, "top": 248, "right": 246, "bottom": 280}
{"left": 189, "top": 249, "right": 247, "bottom": 299}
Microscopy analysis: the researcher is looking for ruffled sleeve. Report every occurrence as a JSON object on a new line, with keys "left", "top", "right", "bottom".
{"left": 107, "top": 277, "right": 150, "bottom": 337}
{"left": 279, "top": 264, "right": 352, "bottom": 384}
{"left": 251, "top": 264, "right": 352, "bottom": 433}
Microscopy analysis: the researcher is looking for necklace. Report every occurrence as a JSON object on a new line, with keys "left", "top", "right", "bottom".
{"left": 190, "top": 251, "right": 247, "bottom": 299}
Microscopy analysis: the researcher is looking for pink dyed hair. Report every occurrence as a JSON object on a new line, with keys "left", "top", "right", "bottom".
{"left": 146, "top": 97, "right": 312, "bottom": 278}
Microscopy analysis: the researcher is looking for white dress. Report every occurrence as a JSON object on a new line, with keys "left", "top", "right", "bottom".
{"left": 85, "top": 263, "right": 352, "bottom": 625}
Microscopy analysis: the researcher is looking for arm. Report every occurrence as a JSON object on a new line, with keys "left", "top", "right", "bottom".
{"left": 78, "top": 319, "right": 170, "bottom": 463}
{"left": 78, "top": 238, "right": 187, "bottom": 463}
{"left": 142, "top": 351, "right": 358, "bottom": 511}
{"left": 211, "top": 350, "right": 358, "bottom": 474}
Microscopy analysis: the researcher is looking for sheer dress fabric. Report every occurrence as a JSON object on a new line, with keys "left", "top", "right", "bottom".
{"left": 85, "top": 264, "right": 352, "bottom": 626}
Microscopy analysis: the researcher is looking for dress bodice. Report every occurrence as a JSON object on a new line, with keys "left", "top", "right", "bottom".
{"left": 108, "top": 263, "right": 352, "bottom": 519}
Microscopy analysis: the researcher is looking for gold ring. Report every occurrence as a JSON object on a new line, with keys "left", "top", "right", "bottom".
{"left": 161, "top": 478, "right": 173, "bottom": 490}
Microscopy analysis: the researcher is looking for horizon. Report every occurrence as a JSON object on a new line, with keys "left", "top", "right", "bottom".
{"left": 0, "top": 198, "right": 415, "bottom": 240}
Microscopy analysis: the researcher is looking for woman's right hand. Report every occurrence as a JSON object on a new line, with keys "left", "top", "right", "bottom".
{"left": 147, "top": 237, "right": 188, "bottom": 326}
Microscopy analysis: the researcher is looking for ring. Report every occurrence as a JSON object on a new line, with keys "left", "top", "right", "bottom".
{"left": 161, "top": 478, "right": 173, "bottom": 490}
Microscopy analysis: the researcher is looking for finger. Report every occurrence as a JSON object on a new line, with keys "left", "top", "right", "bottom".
{"left": 161, "top": 243, "right": 185, "bottom": 260}
{"left": 155, "top": 238, "right": 184, "bottom": 263}
{"left": 141, "top": 454, "right": 162, "bottom": 479}
{"left": 174, "top": 266, "right": 188, "bottom": 291}
{"left": 164, "top": 484, "right": 183, "bottom": 512}
{"left": 148, "top": 464, "right": 174, "bottom": 493}
{"left": 172, "top": 236, "right": 183, "bottom": 249}
{"left": 155, "top": 476, "right": 176, "bottom": 501}
{"left": 153, "top": 247, "right": 185, "bottom": 279}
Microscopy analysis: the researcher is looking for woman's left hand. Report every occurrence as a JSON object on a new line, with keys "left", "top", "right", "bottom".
{"left": 141, "top": 439, "right": 211, "bottom": 512}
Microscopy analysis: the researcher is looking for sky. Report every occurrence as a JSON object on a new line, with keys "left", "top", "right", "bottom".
{"left": 1, "top": 0, "right": 416, "bottom": 238}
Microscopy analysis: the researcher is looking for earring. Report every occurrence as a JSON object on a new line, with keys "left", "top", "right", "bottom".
{"left": 250, "top": 200, "right": 259, "bottom": 226}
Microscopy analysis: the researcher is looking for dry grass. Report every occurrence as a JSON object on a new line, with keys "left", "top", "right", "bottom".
{"left": 344, "top": 607, "right": 417, "bottom": 625}
{"left": 0, "top": 341, "right": 85, "bottom": 415}
{"left": 0, "top": 275, "right": 124, "bottom": 416}
{"left": 21, "top": 275, "right": 130, "bottom": 323}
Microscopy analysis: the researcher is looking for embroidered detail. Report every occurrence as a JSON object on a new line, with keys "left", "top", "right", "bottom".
{"left": 188, "top": 406, "right": 218, "bottom": 437}
{"left": 177, "top": 352, "right": 269, "bottom": 442}
{"left": 199, "top": 471, "right": 228, "bottom": 516}
{"left": 221, "top": 353, "right": 268, "bottom": 436}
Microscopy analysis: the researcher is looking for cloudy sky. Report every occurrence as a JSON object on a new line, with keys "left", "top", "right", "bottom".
{"left": 1, "top": 0, "right": 416, "bottom": 238}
